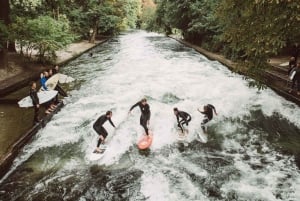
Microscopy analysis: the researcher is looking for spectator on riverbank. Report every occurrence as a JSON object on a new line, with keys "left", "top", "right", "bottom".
{"left": 289, "top": 63, "right": 300, "bottom": 95}
{"left": 40, "top": 71, "right": 56, "bottom": 114}
{"left": 52, "top": 65, "right": 59, "bottom": 74}
{"left": 292, "top": 44, "right": 299, "bottom": 63}
{"left": 29, "top": 81, "right": 40, "bottom": 124}
{"left": 40, "top": 71, "right": 48, "bottom": 91}
{"left": 288, "top": 57, "right": 296, "bottom": 75}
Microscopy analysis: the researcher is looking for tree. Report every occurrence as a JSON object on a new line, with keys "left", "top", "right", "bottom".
{"left": 10, "top": 16, "right": 75, "bottom": 63}
{"left": 0, "top": 0, "right": 9, "bottom": 69}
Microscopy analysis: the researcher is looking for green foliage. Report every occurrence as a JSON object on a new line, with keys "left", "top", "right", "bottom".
{"left": 10, "top": 16, "right": 75, "bottom": 63}
{"left": 149, "top": 0, "right": 300, "bottom": 70}
{"left": 0, "top": 21, "right": 8, "bottom": 48}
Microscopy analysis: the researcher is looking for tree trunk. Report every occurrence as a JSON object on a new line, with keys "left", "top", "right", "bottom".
{"left": 0, "top": 48, "right": 8, "bottom": 69}
{"left": 0, "top": 0, "right": 9, "bottom": 69}
{"left": 89, "top": 25, "right": 98, "bottom": 44}
{"left": 8, "top": 41, "right": 16, "bottom": 52}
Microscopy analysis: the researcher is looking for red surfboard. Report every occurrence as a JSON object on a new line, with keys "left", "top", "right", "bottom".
{"left": 137, "top": 133, "right": 153, "bottom": 150}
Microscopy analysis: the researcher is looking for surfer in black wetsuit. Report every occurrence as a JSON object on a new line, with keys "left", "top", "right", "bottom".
{"left": 29, "top": 81, "right": 40, "bottom": 124}
{"left": 198, "top": 104, "right": 217, "bottom": 133}
{"left": 173, "top": 108, "right": 192, "bottom": 133}
{"left": 93, "top": 111, "right": 115, "bottom": 153}
{"left": 129, "top": 98, "right": 151, "bottom": 135}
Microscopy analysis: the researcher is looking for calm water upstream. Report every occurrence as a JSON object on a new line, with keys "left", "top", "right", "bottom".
{"left": 0, "top": 30, "right": 300, "bottom": 201}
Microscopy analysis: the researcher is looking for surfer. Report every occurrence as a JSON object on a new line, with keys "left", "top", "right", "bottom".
{"left": 129, "top": 98, "right": 151, "bottom": 136}
{"left": 198, "top": 104, "right": 217, "bottom": 133}
{"left": 29, "top": 81, "right": 40, "bottom": 123}
{"left": 93, "top": 111, "right": 116, "bottom": 153}
{"left": 173, "top": 108, "right": 192, "bottom": 133}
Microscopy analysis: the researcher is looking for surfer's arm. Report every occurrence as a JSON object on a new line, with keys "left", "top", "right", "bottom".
{"left": 208, "top": 104, "right": 217, "bottom": 115}
{"left": 129, "top": 102, "right": 139, "bottom": 112}
{"left": 108, "top": 118, "right": 116, "bottom": 128}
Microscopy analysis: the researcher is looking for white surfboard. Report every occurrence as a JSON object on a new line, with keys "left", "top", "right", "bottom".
{"left": 279, "top": 62, "right": 289, "bottom": 67}
{"left": 177, "top": 128, "right": 188, "bottom": 141}
{"left": 289, "top": 70, "right": 296, "bottom": 80}
{"left": 58, "top": 73, "right": 75, "bottom": 84}
{"left": 88, "top": 144, "right": 107, "bottom": 161}
{"left": 197, "top": 130, "right": 208, "bottom": 143}
{"left": 39, "top": 74, "right": 60, "bottom": 91}
{"left": 18, "top": 90, "right": 58, "bottom": 108}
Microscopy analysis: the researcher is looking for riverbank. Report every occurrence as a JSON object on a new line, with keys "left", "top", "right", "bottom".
{"left": 169, "top": 35, "right": 300, "bottom": 107}
{"left": 0, "top": 39, "right": 108, "bottom": 178}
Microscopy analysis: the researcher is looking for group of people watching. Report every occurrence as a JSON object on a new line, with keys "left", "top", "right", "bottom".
{"left": 288, "top": 57, "right": 300, "bottom": 95}
{"left": 29, "top": 65, "right": 66, "bottom": 124}
{"left": 92, "top": 98, "right": 217, "bottom": 153}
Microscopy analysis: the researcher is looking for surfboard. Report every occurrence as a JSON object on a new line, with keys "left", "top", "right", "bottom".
{"left": 58, "top": 73, "right": 75, "bottom": 84}
{"left": 177, "top": 129, "right": 188, "bottom": 141}
{"left": 197, "top": 130, "right": 208, "bottom": 143}
{"left": 289, "top": 70, "right": 296, "bottom": 80}
{"left": 88, "top": 144, "right": 108, "bottom": 161}
{"left": 18, "top": 90, "right": 58, "bottom": 108}
{"left": 279, "top": 62, "right": 289, "bottom": 67}
{"left": 137, "top": 133, "right": 153, "bottom": 150}
{"left": 39, "top": 74, "right": 60, "bottom": 91}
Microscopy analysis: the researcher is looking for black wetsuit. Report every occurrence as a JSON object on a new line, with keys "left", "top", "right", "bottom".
{"left": 291, "top": 68, "right": 300, "bottom": 91}
{"left": 175, "top": 111, "right": 192, "bottom": 133}
{"left": 200, "top": 104, "right": 216, "bottom": 131}
{"left": 29, "top": 88, "right": 39, "bottom": 123}
{"left": 93, "top": 114, "right": 115, "bottom": 147}
{"left": 130, "top": 101, "right": 151, "bottom": 135}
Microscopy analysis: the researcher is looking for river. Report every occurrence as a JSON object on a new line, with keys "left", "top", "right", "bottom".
{"left": 0, "top": 30, "right": 300, "bottom": 201}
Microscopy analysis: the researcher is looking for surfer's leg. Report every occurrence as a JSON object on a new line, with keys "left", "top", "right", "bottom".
{"left": 140, "top": 115, "right": 149, "bottom": 135}
{"left": 201, "top": 117, "right": 209, "bottom": 133}
{"left": 178, "top": 119, "right": 185, "bottom": 133}
{"left": 34, "top": 105, "right": 40, "bottom": 123}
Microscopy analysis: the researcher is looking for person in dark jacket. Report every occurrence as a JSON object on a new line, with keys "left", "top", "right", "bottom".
{"left": 29, "top": 81, "right": 40, "bottom": 123}
{"left": 289, "top": 63, "right": 300, "bottom": 95}
{"left": 288, "top": 57, "right": 296, "bottom": 75}
{"left": 93, "top": 111, "right": 116, "bottom": 153}
{"left": 52, "top": 65, "right": 59, "bottom": 75}
{"left": 129, "top": 98, "right": 151, "bottom": 135}
{"left": 198, "top": 104, "right": 217, "bottom": 133}
{"left": 173, "top": 107, "right": 192, "bottom": 133}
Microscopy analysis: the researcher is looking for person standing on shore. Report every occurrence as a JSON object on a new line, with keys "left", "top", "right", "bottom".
{"left": 29, "top": 81, "right": 40, "bottom": 124}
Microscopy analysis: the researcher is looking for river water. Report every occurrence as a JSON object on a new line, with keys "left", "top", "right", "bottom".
{"left": 0, "top": 30, "right": 300, "bottom": 201}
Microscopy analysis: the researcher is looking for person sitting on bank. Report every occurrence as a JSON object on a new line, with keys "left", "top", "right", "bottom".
{"left": 29, "top": 81, "right": 40, "bottom": 124}
{"left": 173, "top": 107, "right": 192, "bottom": 133}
